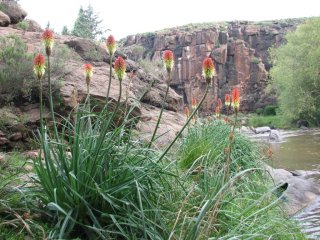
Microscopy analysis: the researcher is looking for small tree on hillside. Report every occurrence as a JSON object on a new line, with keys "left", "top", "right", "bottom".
{"left": 61, "top": 26, "right": 70, "bottom": 35}
{"left": 72, "top": 5, "right": 106, "bottom": 40}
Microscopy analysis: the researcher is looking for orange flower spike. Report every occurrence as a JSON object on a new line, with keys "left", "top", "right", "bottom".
{"left": 218, "top": 98, "right": 222, "bottom": 109}
{"left": 215, "top": 106, "right": 220, "bottom": 118}
{"left": 106, "top": 35, "right": 116, "bottom": 55}
{"left": 231, "top": 87, "right": 240, "bottom": 111}
{"left": 42, "top": 29, "right": 54, "bottom": 56}
{"left": 191, "top": 97, "right": 197, "bottom": 110}
{"left": 202, "top": 57, "right": 215, "bottom": 84}
{"left": 114, "top": 56, "right": 126, "bottom": 81}
{"left": 184, "top": 106, "right": 190, "bottom": 118}
{"left": 83, "top": 63, "right": 93, "bottom": 86}
{"left": 33, "top": 54, "right": 46, "bottom": 79}
{"left": 225, "top": 94, "right": 231, "bottom": 107}
{"left": 162, "top": 50, "right": 174, "bottom": 73}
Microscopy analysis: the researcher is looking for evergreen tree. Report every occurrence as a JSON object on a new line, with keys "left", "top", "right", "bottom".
{"left": 72, "top": 5, "right": 105, "bottom": 40}
{"left": 61, "top": 26, "right": 70, "bottom": 35}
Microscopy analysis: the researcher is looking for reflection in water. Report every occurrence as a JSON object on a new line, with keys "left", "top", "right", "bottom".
{"left": 270, "top": 133, "right": 320, "bottom": 171}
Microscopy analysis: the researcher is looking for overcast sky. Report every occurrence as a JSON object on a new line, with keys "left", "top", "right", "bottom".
{"left": 19, "top": 0, "right": 319, "bottom": 39}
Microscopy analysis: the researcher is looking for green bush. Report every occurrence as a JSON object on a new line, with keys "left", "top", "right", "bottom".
{"left": 0, "top": 35, "right": 34, "bottom": 104}
{"left": 256, "top": 107, "right": 263, "bottom": 115}
{"left": 251, "top": 57, "right": 260, "bottom": 64}
{"left": 263, "top": 105, "right": 277, "bottom": 116}
{"left": 16, "top": 21, "right": 29, "bottom": 31}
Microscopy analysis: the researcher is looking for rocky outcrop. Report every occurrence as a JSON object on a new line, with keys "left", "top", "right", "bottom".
{"left": 0, "top": 26, "right": 184, "bottom": 150}
{"left": 0, "top": 0, "right": 27, "bottom": 24}
{"left": 121, "top": 19, "right": 305, "bottom": 113}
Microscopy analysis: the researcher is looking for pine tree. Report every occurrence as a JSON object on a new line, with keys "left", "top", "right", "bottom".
{"left": 61, "top": 26, "right": 70, "bottom": 35}
{"left": 72, "top": 5, "right": 105, "bottom": 40}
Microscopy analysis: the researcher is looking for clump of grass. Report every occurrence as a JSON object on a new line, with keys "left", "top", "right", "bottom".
{"left": 0, "top": 153, "right": 47, "bottom": 239}
{"left": 248, "top": 114, "right": 294, "bottom": 129}
{"left": 173, "top": 121, "right": 305, "bottom": 239}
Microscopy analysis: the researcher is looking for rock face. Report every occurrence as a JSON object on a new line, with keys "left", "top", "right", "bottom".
{"left": 121, "top": 19, "right": 304, "bottom": 113}
{"left": 0, "top": 0, "right": 27, "bottom": 24}
{"left": 0, "top": 26, "right": 184, "bottom": 149}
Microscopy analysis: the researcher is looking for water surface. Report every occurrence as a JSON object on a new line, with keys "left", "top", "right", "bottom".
{"left": 269, "top": 131, "right": 320, "bottom": 171}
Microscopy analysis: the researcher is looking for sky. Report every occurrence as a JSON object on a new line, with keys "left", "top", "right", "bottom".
{"left": 19, "top": 0, "right": 320, "bottom": 39}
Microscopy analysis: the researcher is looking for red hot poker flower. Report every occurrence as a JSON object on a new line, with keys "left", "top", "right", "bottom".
{"left": 218, "top": 98, "right": 222, "bottom": 109}
{"left": 114, "top": 56, "right": 126, "bottom": 81}
{"left": 191, "top": 97, "right": 197, "bottom": 110}
{"left": 202, "top": 57, "right": 215, "bottom": 84}
{"left": 106, "top": 35, "right": 116, "bottom": 55}
{"left": 83, "top": 63, "right": 93, "bottom": 86}
{"left": 162, "top": 50, "right": 174, "bottom": 73}
{"left": 225, "top": 94, "right": 231, "bottom": 107}
{"left": 184, "top": 106, "right": 190, "bottom": 118}
{"left": 231, "top": 87, "right": 240, "bottom": 110}
{"left": 215, "top": 106, "right": 220, "bottom": 118}
{"left": 33, "top": 54, "right": 45, "bottom": 79}
{"left": 42, "top": 29, "right": 54, "bottom": 56}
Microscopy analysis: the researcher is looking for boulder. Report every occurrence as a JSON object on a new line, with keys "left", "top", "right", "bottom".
{"left": 254, "top": 126, "right": 271, "bottom": 134}
{"left": 0, "top": 137, "right": 9, "bottom": 146}
{"left": 9, "top": 132, "right": 23, "bottom": 141}
{"left": 297, "top": 119, "right": 309, "bottom": 129}
{"left": 0, "top": 10, "right": 10, "bottom": 26}
{"left": 25, "top": 19, "right": 42, "bottom": 32}
{"left": 64, "top": 38, "right": 106, "bottom": 62}
{"left": 267, "top": 167, "right": 320, "bottom": 215}
{"left": 1, "top": 1, "right": 27, "bottom": 24}
{"left": 269, "top": 129, "right": 281, "bottom": 142}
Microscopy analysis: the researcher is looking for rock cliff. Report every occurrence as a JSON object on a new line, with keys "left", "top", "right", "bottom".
{"left": 121, "top": 19, "right": 305, "bottom": 113}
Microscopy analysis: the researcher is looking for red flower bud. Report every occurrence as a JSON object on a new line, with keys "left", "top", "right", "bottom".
{"left": 231, "top": 87, "right": 240, "bottom": 111}
{"left": 33, "top": 54, "right": 45, "bottom": 79}
{"left": 191, "top": 97, "right": 197, "bottom": 110}
{"left": 162, "top": 50, "right": 174, "bottom": 73}
{"left": 42, "top": 29, "right": 54, "bottom": 56}
{"left": 106, "top": 35, "right": 116, "bottom": 55}
{"left": 202, "top": 57, "right": 215, "bottom": 84}
{"left": 225, "top": 94, "right": 231, "bottom": 107}
{"left": 218, "top": 98, "right": 222, "bottom": 109}
{"left": 83, "top": 63, "right": 93, "bottom": 86}
{"left": 114, "top": 56, "right": 126, "bottom": 81}
{"left": 184, "top": 106, "right": 190, "bottom": 118}
{"left": 215, "top": 106, "right": 220, "bottom": 118}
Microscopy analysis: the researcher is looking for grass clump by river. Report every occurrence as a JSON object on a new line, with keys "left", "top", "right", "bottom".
{"left": 176, "top": 120, "right": 305, "bottom": 239}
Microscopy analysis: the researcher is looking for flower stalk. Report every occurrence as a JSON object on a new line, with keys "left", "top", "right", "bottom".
{"left": 106, "top": 35, "right": 116, "bottom": 102}
{"left": 148, "top": 50, "right": 174, "bottom": 147}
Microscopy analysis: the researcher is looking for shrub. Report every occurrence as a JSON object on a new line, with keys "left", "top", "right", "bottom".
{"left": 0, "top": 35, "right": 34, "bottom": 104}
{"left": 16, "top": 21, "right": 29, "bottom": 32}
{"left": 251, "top": 57, "right": 260, "bottom": 64}
{"left": 256, "top": 107, "right": 263, "bottom": 115}
{"left": 263, "top": 105, "right": 277, "bottom": 116}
